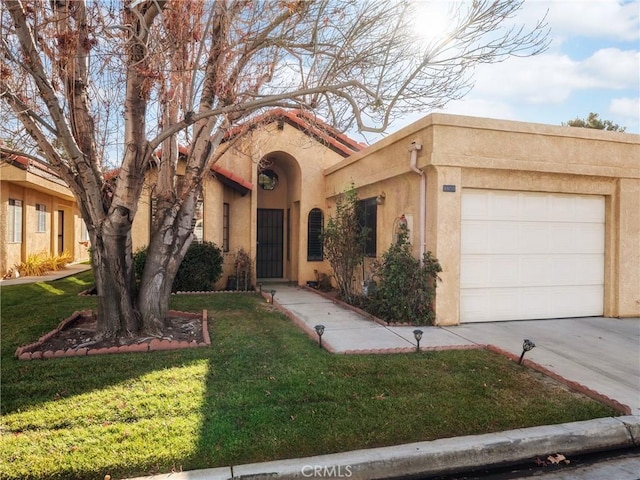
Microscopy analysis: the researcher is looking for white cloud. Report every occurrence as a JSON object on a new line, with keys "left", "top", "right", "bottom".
{"left": 460, "top": 47, "right": 638, "bottom": 107}
{"left": 521, "top": 0, "right": 640, "bottom": 42}
{"left": 607, "top": 97, "right": 640, "bottom": 132}
{"left": 469, "top": 54, "right": 580, "bottom": 104}
{"left": 609, "top": 96, "right": 640, "bottom": 117}
{"left": 579, "top": 49, "right": 640, "bottom": 89}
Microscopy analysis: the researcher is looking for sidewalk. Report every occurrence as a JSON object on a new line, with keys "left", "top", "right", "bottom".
{"left": 268, "top": 284, "right": 477, "bottom": 353}
{"left": 0, "top": 262, "right": 91, "bottom": 286}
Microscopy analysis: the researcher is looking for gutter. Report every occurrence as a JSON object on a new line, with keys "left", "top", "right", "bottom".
{"left": 409, "top": 141, "right": 426, "bottom": 262}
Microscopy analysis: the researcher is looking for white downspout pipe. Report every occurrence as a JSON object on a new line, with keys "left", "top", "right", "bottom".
{"left": 409, "top": 141, "right": 426, "bottom": 263}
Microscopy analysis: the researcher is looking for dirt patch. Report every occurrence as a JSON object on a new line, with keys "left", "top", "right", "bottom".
{"left": 15, "top": 310, "right": 210, "bottom": 360}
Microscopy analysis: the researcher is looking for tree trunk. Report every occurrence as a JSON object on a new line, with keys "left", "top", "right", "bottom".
{"left": 137, "top": 191, "right": 197, "bottom": 332}
{"left": 137, "top": 235, "right": 192, "bottom": 335}
{"left": 91, "top": 222, "right": 141, "bottom": 339}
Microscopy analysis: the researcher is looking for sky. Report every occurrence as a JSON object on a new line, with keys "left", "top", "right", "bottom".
{"left": 370, "top": 0, "right": 640, "bottom": 140}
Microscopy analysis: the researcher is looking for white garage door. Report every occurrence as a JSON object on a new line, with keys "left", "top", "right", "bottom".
{"left": 460, "top": 189, "right": 605, "bottom": 322}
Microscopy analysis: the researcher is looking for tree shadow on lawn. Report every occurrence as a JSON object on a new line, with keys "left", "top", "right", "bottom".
{"left": 0, "top": 272, "right": 214, "bottom": 415}
{"left": 186, "top": 302, "right": 620, "bottom": 473}
{"left": 0, "top": 280, "right": 619, "bottom": 479}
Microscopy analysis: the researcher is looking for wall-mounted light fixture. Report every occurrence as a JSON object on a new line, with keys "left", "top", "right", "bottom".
{"left": 376, "top": 192, "right": 386, "bottom": 205}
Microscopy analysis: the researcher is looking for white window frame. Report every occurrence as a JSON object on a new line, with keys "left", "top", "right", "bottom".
{"left": 8, "top": 199, "right": 23, "bottom": 243}
{"left": 36, "top": 203, "right": 47, "bottom": 232}
{"left": 80, "top": 221, "right": 90, "bottom": 242}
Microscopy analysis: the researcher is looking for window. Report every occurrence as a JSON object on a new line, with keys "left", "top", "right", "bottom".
{"left": 36, "top": 204, "right": 47, "bottom": 232}
{"left": 358, "top": 198, "right": 377, "bottom": 257}
{"left": 223, "top": 203, "right": 230, "bottom": 252}
{"left": 7, "top": 199, "right": 23, "bottom": 243}
{"left": 151, "top": 192, "right": 204, "bottom": 243}
{"left": 258, "top": 169, "right": 279, "bottom": 190}
{"left": 80, "top": 221, "right": 90, "bottom": 242}
{"left": 307, "top": 208, "right": 324, "bottom": 261}
{"left": 286, "top": 208, "right": 291, "bottom": 261}
{"left": 192, "top": 197, "right": 204, "bottom": 243}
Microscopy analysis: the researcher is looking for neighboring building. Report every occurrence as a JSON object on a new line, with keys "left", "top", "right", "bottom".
{"left": 0, "top": 153, "right": 90, "bottom": 275}
{"left": 3, "top": 110, "right": 639, "bottom": 325}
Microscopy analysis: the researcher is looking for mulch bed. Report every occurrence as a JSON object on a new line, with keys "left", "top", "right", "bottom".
{"left": 15, "top": 310, "right": 210, "bottom": 360}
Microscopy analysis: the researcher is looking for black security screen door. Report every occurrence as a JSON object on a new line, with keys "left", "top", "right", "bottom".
{"left": 257, "top": 209, "right": 283, "bottom": 278}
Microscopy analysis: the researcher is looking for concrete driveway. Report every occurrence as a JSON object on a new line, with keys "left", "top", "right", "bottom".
{"left": 442, "top": 317, "right": 640, "bottom": 415}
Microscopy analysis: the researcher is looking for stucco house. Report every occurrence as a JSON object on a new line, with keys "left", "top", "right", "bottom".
{"left": 3, "top": 110, "right": 639, "bottom": 325}
{"left": 0, "top": 152, "right": 91, "bottom": 275}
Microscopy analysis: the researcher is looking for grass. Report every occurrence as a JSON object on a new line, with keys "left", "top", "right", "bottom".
{"left": 0, "top": 272, "right": 618, "bottom": 480}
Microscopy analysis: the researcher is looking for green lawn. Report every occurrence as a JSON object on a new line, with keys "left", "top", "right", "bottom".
{"left": 0, "top": 272, "right": 618, "bottom": 480}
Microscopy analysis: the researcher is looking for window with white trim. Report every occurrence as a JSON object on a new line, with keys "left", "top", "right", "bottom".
{"left": 80, "top": 221, "right": 90, "bottom": 242}
{"left": 36, "top": 204, "right": 47, "bottom": 232}
{"left": 8, "top": 199, "right": 23, "bottom": 243}
{"left": 223, "top": 203, "right": 230, "bottom": 252}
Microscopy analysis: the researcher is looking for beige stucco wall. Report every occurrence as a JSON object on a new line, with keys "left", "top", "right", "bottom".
{"left": 216, "top": 121, "right": 351, "bottom": 285}
{"left": 1, "top": 163, "right": 88, "bottom": 275}
{"left": 325, "top": 114, "right": 640, "bottom": 325}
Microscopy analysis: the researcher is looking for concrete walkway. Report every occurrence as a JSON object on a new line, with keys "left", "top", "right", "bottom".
{"left": 0, "top": 262, "right": 91, "bottom": 286}
{"left": 270, "top": 285, "right": 640, "bottom": 416}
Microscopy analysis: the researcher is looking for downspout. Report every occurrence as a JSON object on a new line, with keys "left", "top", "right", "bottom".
{"left": 409, "top": 141, "right": 426, "bottom": 263}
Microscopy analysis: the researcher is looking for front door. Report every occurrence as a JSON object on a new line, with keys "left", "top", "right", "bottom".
{"left": 57, "top": 210, "right": 64, "bottom": 254}
{"left": 257, "top": 209, "right": 283, "bottom": 278}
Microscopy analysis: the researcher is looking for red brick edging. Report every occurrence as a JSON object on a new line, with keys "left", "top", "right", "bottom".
{"left": 15, "top": 309, "right": 210, "bottom": 361}
{"left": 486, "top": 344, "right": 631, "bottom": 415}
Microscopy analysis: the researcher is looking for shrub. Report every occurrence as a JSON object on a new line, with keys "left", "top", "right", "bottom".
{"left": 323, "top": 185, "right": 368, "bottom": 303}
{"left": 133, "top": 241, "right": 224, "bottom": 292}
{"left": 367, "top": 223, "right": 442, "bottom": 325}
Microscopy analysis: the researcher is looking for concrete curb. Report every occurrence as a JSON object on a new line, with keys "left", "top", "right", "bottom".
{"left": 124, "top": 416, "right": 640, "bottom": 480}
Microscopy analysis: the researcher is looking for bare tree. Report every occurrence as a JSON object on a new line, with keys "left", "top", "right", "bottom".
{"left": 1, "top": 0, "right": 548, "bottom": 339}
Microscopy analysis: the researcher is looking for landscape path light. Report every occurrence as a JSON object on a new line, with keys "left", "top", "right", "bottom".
{"left": 258, "top": 282, "right": 262, "bottom": 295}
{"left": 518, "top": 339, "right": 535, "bottom": 364}
{"left": 270, "top": 289, "right": 276, "bottom": 303}
{"left": 314, "top": 324, "right": 325, "bottom": 349}
{"left": 413, "top": 329, "right": 423, "bottom": 352}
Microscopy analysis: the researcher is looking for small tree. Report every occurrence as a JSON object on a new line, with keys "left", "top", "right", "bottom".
{"left": 323, "top": 186, "right": 368, "bottom": 304}
{"left": 369, "top": 222, "right": 442, "bottom": 325}
{"left": 563, "top": 113, "right": 626, "bottom": 132}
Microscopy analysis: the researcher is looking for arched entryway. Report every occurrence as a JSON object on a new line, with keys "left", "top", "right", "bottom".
{"left": 256, "top": 151, "right": 301, "bottom": 280}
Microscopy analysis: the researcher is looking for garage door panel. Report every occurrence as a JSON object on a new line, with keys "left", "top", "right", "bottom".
{"left": 578, "top": 224, "right": 606, "bottom": 253}
{"left": 550, "top": 224, "right": 578, "bottom": 253}
{"left": 520, "top": 256, "right": 550, "bottom": 285}
{"left": 460, "top": 256, "right": 490, "bottom": 287}
{"left": 462, "top": 190, "right": 490, "bottom": 219}
{"left": 460, "top": 291, "right": 491, "bottom": 322}
{"left": 521, "top": 289, "right": 551, "bottom": 318}
{"left": 490, "top": 191, "right": 520, "bottom": 220}
{"left": 491, "top": 257, "right": 520, "bottom": 286}
{"left": 575, "top": 195, "right": 606, "bottom": 222}
{"left": 461, "top": 189, "right": 604, "bottom": 323}
{"left": 489, "top": 224, "right": 520, "bottom": 254}
{"left": 521, "top": 193, "right": 549, "bottom": 221}
{"left": 577, "top": 255, "right": 605, "bottom": 284}
{"left": 461, "top": 221, "right": 489, "bottom": 254}
{"left": 520, "top": 223, "right": 550, "bottom": 253}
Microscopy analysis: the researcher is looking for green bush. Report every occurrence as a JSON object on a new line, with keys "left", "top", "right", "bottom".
{"left": 133, "top": 241, "right": 223, "bottom": 292}
{"left": 367, "top": 223, "right": 442, "bottom": 325}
